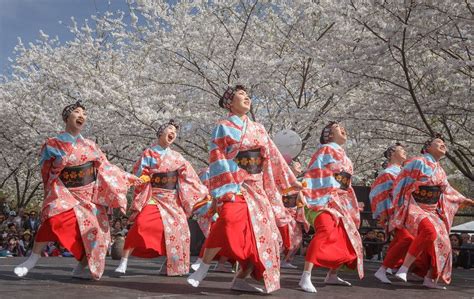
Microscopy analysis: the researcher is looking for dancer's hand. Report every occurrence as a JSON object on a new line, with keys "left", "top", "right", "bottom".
{"left": 357, "top": 202, "right": 365, "bottom": 211}
{"left": 296, "top": 191, "right": 307, "bottom": 208}
{"left": 139, "top": 175, "right": 151, "bottom": 184}
{"left": 460, "top": 198, "right": 474, "bottom": 208}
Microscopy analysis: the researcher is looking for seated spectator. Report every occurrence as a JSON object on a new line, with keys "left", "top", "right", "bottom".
{"left": 461, "top": 233, "right": 471, "bottom": 245}
{"left": 13, "top": 208, "right": 26, "bottom": 229}
{"left": 24, "top": 210, "right": 40, "bottom": 233}
{"left": 58, "top": 244, "right": 73, "bottom": 257}
{"left": 363, "top": 230, "right": 381, "bottom": 260}
{"left": 6, "top": 236, "right": 24, "bottom": 257}
{"left": 19, "top": 230, "right": 34, "bottom": 256}
{"left": 111, "top": 219, "right": 123, "bottom": 236}
{"left": 121, "top": 216, "right": 129, "bottom": 229}
{"left": 6, "top": 223, "right": 17, "bottom": 237}
{"left": 450, "top": 233, "right": 462, "bottom": 267}
{"left": 0, "top": 213, "right": 6, "bottom": 228}
{"left": 376, "top": 231, "right": 386, "bottom": 243}
{"left": 47, "top": 242, "right": 62, "bottom": 257}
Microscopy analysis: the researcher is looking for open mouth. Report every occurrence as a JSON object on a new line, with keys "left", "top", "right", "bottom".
{"left": 76, "top": 119, "right": 84, "bottom": 126}
{"left": 166, "top": 134, "right": 175, "bottom": 143}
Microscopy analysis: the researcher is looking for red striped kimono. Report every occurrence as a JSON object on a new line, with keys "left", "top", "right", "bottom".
{"left": 392, "top": 154, "right": 471, "bottom": 283}
{"left": 302, "top": 142, "right": 364, "bottom": 278}
{"left": 369, "top": 164, "right": 414, "bottom": 269}
{"left": 205, "top": 114, "right": 299, "bottom": 293}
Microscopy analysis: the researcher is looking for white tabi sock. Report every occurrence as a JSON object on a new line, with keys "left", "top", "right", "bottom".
{"left": 394, "top": 266, "right": 409, "bottom": 282}
{"left": 423, "top": 277, "right": 446, "bottom": 290}
{"left": 191, "top": 258, "right": 202, "bottom": 271}
{"left": 187, "top": 262, "right": 210, "bottom": 287}
{"left": 14, "top": 253, "right": 40, "bottom": 277}
{"left": 299, "top": 271, "right": 317, "bottom": 293}
{"left": 72, "top": 262, "right": 91, "bottom": 279}
{"left": 374, "top": 266, "right": 392, "bottom": 284}
{"left": 115, "top": 257, "right": 128, "bottom": 274}
{"left": 231, "top": 277, "right": 264, "bottom": 293}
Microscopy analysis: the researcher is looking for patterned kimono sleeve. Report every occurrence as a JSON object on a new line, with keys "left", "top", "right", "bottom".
{"left": 39, "top": 142, "right": 54, "bottom": 193}
{"left": 265, "top": 133, "right": 299, "bottom": 192}
{"left": 441, "top": 172, "right": 471, "bottom": 230}
{"left": 302, "top": 145, "right": 340, "bottom": 207}
{"left": 208, "top": 123, "right": 243, "bottom": 200}
{"left": 129, "top": 151, "right": 154, "bottom": 216}
{"left": 177, "top": 160, "right": 209, "bottom": 217}
{"left": 93, "top": 143, "right": 138, "bottom": 212}
{"left": 369, "top": 172, "right": 395, "bottom": 220}
{"left": 392, "top": 158, "right": 423, "bottom": 209}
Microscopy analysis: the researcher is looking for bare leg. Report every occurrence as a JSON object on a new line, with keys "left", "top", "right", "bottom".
{"left": 202, "top": 247, "right": 221, "bottom": 264}
{"left": 325, "top": 268, "right": 351, "bottom": 286}
{"left": 231, "top": 263, "right": 264, "bottom": 293}
{"left": 215, "top": 256, "right": 233, "bottom": 273}
{"left": 281, "top": 249, "right": 298, "bottom": 269}
{"left": 72, "top": 255, "right": 91, "bottom": 278}
{"left": 235, "top": 263, "right": 253, "bottom": 279}
{"left": 423, "top": 268, "right": 446, "bottom": 290}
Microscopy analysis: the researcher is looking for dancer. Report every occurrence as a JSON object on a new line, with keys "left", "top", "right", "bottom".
{"left": 115, "top": 119, "right": 208, "bottom": 276}
{"left": 187, "top": 85, "right": 302, "bottom": 293}
{"left": 191, "top": 168, "right": 234, "bottom": 273}
{"left": 392, "top": 135, "right": 473, "bottom": 289}
{"left": 369, "top": 143, "right": 412, "bottom": 284}
{"left": 279, "top": 156, "right": 305, "bottom": 269}
{"left": 14, "top": 101, "right": 142, "bottom": 280}
{"left": 298, "top": 121, "right": 364, "bottom": 293}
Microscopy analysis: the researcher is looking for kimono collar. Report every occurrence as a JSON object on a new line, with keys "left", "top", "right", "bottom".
{"left": 57, "top": 132, "right": 84, "bottom": 144}
{"left": 327, "top": 142, "right": 343, "bottom": 151}
{"left": 150, "top": 143, "right": 170, "bottom": 156}
{"left": 386, "top": 163, "right": 401, "bottom": 171}
{"left": 227, "top": 113, "right": 247, "bottom": 128}
{"left": 385, "top": 164, "right": 401, "bottom": 175}
{"left": 423, "top": 153, "right": 437, "bottom": 164}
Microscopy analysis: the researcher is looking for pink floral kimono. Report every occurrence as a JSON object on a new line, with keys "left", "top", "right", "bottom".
{"left": 39, "top": 132, "right": 138, "bottom": 280}
{"left": 129, "top": 144, "right": 208, "bottom": 276}
{"left": 302, "top": 142, "right": 364, "bottom": 278}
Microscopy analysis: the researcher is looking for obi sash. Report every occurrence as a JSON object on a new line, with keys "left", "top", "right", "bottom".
{"left": 150, "top": 171, "right": 178, "bottom": 190}
{"left": 234, "top": 148, "right": 263, "bottom": 174}
{"left": 59, "top": 161, "right": 96, "bottom": 188}
{"left": 334, "top": 171, "right": 352, "bottom": 190}
{"left": 412, "top": 185, "right": 441, "bottom": 205}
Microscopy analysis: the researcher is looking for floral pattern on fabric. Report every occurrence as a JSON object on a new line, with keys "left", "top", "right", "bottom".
{"left": 130, "top": 145, "right": 208, "bottom": 275}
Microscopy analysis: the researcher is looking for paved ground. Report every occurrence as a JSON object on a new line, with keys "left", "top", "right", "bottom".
{"left": 0, "top": 256, "right": 473, "bottom": 298}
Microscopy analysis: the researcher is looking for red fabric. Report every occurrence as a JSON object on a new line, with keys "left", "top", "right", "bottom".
{"left": 198, "top": 222, "right": 222, "bottom": 260}
{"left": 35, "top": 209, "right": 84, "bottom": 261}
{"left": 278, "top": 224, "right": 291, "bottom": 255}
{"left": 305, "top": 212, "right": 357, "bottom": 269}
{"left": 205, "top": 195, "right": 265, "bottom": 280}
{"left": 382, "top": 228, "right": 414, "bottom": 269}
{"left": 408, "top": 218, "right": 438, "bottom": 279}
{"left": 124, "top": 204, "right": 166, "bottom": 258}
